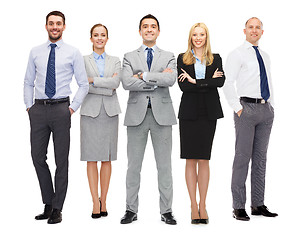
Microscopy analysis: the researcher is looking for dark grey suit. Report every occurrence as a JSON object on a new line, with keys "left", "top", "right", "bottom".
{"left": 121, "top": 46, "right": 177, "bottom": 214}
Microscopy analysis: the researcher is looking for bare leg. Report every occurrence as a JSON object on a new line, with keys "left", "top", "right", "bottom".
{"left": 87, "top": 161, "right": 100, "bottom": 214}
{"left": 198, "top": 160, "right": 209, "bottom": 219}
{"left": 185, "top": 159, "right": 200, "bottom": 219}
{"left": 100, "top": 161, "right": 112, "bottom": 212}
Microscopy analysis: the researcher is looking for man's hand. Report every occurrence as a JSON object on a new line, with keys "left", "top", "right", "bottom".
{"left": 237, "top": 109, "right": 243, "bottom": 117}
{"left": 163, "top": 68, "right": 173, "bottom": 73}
{"left": 69, "top": 107, "right": 74, "bottom": 116}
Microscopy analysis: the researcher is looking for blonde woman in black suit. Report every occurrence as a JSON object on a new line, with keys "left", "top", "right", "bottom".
{"left": 80, "top": 24, "right": 121, "bottom": 218}
{"left": 177, "top": 23, "right": 225, "bottom": 224}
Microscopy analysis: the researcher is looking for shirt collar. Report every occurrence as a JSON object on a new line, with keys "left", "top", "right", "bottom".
{"left": 141, "top": 44, "right": 157, "bottom": 53}
{"left": 191, "top": 49, "right": 202, "bottom": 63}
{"left": 244, "top": 40, "right": 260, "bottom": 50}
{"left": 92, "top": 51, "right": 106, "bottom": 60}
{"left": 47, "top": 39, "right": 64, "bottom": 48}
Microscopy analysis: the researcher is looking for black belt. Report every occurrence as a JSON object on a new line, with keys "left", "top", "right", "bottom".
{"left": 35, "top": 97, "right": 69, "bottom": 105}
{"left": 240, "top": 97, "right": 267, "bottom": 104}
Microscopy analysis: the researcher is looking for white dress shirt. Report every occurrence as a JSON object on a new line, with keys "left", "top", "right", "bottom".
{"left": 24, "top": 40, "right": 89, "bottom": 111}
{"left": 223, "top": 41, "right": 274, "bottom": 113}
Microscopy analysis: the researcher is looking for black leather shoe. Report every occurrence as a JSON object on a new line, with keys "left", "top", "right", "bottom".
{"left": 199, "top": 218, "right": 209, "bottom": 224}
{"left": 47, "top": 209, "right": 62, "bottom": 224}
{"left": 233, "top": 209, "right": 250, "bottom": 221}
{"left": 191, "top": 218, "right": 200, "bottom": 224}
{"left": 161, "top": 212, "right": 177, "bottom": 225}
{"left": 101, "top": 211, "right": 108, "bottom": 217}
{"left": 120, "top": 210, "right": 137, "bottom": 224}
{"left": 199, "top": 210, "right": 209, "bottom": 224}
{"left": 91, "top": 212, "right": 101, "bottom": 219}
{"left": 35, "top": 204, "right": 52, "bottom": 220}
{"left": 91, "top": 200, "right": 102, "bottom": 219}
{"left": 251, "top": 205, "right": 278, "bottom": 217}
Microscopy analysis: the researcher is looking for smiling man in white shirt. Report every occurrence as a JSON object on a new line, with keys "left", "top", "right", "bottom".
{"left": 24, "top": 11, "right": 89, "bottom": 224}
{"left": 223, "top": 17, "right": 278, "bottom": 221}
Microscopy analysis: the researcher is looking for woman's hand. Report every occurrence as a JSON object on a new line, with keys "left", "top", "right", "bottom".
{"left": 88, "top": 77, "right": 94, "bottom": 83}
{"left": 178, "top": 68, "right": 196, "bottom": 84}
{"left": 212, "top": 68, "right": 224, "bottom": 78}
{"left": 112, "top": 73, "right": 118, "bottom": 77}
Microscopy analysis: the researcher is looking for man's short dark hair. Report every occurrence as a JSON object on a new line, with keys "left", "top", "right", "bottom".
{"left": 46, "top": 11, "right": 66, "bottom": 25}
{"left": 139, "top": 14, "right": 160, "bottom": 30}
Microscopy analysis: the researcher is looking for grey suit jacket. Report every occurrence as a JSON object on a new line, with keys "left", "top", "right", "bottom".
{"left": 80, "top": 53, "right": 121, "bottom": 118}
{"left": 121, "top": 46, "right": 177, "bottom": 126}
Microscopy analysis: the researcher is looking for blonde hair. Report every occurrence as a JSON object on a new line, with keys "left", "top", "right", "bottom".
{"left": 182, "top": 23, "right": 213, "bottom": 66}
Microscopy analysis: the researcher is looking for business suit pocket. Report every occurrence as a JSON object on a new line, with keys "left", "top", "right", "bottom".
{"left": 128, "top": 98, "right": 138, "bottom": 104}
{"left": 162, "top": 97, "right": 172, "bottom": 103}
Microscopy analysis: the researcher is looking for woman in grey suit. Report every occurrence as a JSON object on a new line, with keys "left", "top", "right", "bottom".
{"left": 80, "top": 24, "right": 121, "bottom": 218}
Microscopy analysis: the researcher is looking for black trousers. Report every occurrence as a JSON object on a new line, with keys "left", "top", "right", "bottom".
{"left": 28, "top": 101, "right": 71, "bottom": 210}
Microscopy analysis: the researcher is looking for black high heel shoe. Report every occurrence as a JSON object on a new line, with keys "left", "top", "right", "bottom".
{"left": 191, "top": 210, "right": 200, "bottom": 224}
{"left": 199, "top": 210, "right": 209, "bottom": 224}
{"left": 91, "top": 199, "right": 102, "bottom": 219}
{"left": 100, "top": 199, "right": 108, "bottom": 217}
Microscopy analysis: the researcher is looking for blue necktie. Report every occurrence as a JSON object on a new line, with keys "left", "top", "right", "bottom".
{"left": 146, "top": 47, "right": 153, "bottom": 71}
{"left": 252, "top": 46, "right": 270, "bottom": 101}
{"left": 45, "top": 43, "right": 57, "bottom": 98}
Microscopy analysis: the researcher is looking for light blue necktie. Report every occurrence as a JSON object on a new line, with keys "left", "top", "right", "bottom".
{"left": 146, "top": 47, "right": 153, "bottom": 71}
{"left": 45, "top": 43, "right": 57, "bottom": 98}
{"left": 252, "top": 46, "right": 270, "bottom": 101}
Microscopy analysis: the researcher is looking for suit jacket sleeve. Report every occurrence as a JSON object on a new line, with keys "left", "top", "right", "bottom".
{"left": 92, "top": 57, "right": 121, "bottom": 90}
{"left": 177, "top": 53, "right": 225, "bottom": 92}
{"left": 84, "top": 55, "right": 113, "bottom": 96}
{"left": 121, "top": 53, "right": 155, "bottom": 91}
{"left": 143, "top": 53, "right": 177, "bottom": 87}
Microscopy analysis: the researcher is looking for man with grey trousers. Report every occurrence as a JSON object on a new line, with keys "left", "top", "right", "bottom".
{"left": 223, "top": 17, "right": 278, "bottom": 221}
{"left": 120, "top": 14, "right": 177, "bottom": 225}
{"left": 24, "top": 11, "right": 89, "bottom": 224}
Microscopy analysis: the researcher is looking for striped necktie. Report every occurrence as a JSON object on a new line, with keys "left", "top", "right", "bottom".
{"left": 146, "top": 47, "right": 153, "bottom": 71}
{"left": 45, "top": 43, "right": 57, "bottom": 98}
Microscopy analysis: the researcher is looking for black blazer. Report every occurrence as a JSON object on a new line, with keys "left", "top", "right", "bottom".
{"left": 177, "top": 53, "right": 225, "bottom": 120}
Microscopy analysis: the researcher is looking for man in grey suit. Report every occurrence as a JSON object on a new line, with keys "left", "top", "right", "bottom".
{"left": 120, "top": 14, "right": 177, "bottom": 225}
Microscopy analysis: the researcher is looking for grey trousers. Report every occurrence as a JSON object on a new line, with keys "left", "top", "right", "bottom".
{"left": 232, "top": 101, "right": 274, "bottom": 209}
{"left": 126, "top": 109, "right": 173, "bottom": 214}
{"left": 28, "top": 101, "right": 71, "bottom": 210}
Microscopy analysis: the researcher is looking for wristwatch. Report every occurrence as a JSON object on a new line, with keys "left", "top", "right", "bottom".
{"left": 137, "top": 72, "right": 143, "bottom": 79}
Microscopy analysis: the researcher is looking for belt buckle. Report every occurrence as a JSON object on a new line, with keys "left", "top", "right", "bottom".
{"left": 260, "top": 99, "right": 265, "bottom": 104}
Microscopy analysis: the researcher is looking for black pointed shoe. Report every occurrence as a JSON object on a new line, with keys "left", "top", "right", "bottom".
{"left": 47, "top": 209, "right": 62, "bottom": 224}
{"left": 120, "top": 210, "right": 137, "bottom": 224}
{"left": 35, "top": 204, "right": 52, "bottom": 220}
{"left": 161, "top": 212, "right": 177, "bottom": 225}
{"left": 100, "top": 211, "right": 108, "bottom": 217}
{"left": 251, "top": 205, "right": 278, "bottom": 217}
{"left": 233, "top": 209, "right": 250, "bottom": 221}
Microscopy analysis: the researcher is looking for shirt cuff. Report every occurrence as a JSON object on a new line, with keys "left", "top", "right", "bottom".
{"left": 143, "top": 72, "right": 148, "bottom": 82}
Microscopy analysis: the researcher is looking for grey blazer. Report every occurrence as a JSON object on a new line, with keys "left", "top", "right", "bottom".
{"left": 121, "top": 46, "right": 177, "bottom": 126}
{"left": 80, "top": 53, "right": 121, "bottom": 118}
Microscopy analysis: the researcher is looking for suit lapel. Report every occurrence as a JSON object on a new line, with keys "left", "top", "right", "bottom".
{"left": 88, "top": 54, "right": 100, "bottom": 77}
{"left": 104, "top": 54, "right": 110, "bottom": 77}
{"left": 137, "top": 47, "right": 149, "bottom": 72}
{"left": 150, "top": 47, "right": 161, "bottom": 72}
{"left": 205, "top": 62, "right": 214, "bottom": 79}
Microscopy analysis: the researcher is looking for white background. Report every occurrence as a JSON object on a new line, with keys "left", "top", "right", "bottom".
{"left": 1, "top": 0, "right": 306, "bottom": 239}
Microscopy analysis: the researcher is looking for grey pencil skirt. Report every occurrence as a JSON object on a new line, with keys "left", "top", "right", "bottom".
{"left": 80, "top": 101, "right": 119, "bottom": 162}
